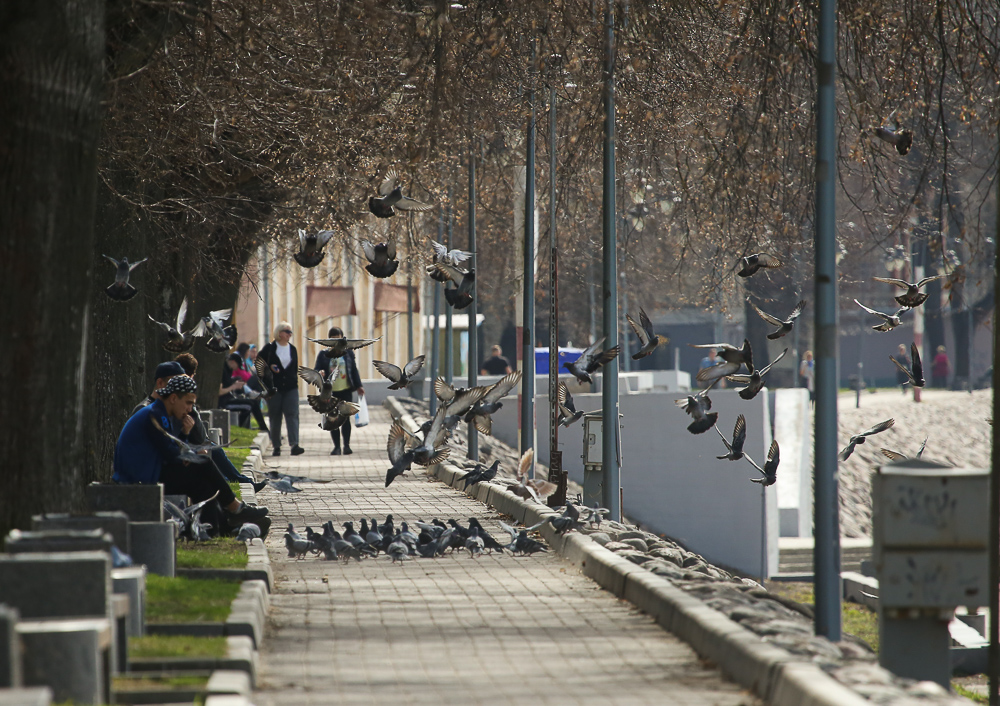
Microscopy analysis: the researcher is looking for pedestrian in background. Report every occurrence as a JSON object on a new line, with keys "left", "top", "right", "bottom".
{"left": 315, "top": 327, "right": 364, "bottom": 455}
{"left": 932, "top": 345, "right": 950, "bottom": 389}
{"left": 258, "top": 321, "right": 303, "bottom": 456}
{"left": 799, "top": 350, "right": 815, "bottom": 402}
{"left": 481, "top": 345, "right": 512, "bottom": 376}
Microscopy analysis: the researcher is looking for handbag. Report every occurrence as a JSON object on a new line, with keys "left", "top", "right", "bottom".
{"left": 355, "top": 395, "right": 370, "bottom": 428}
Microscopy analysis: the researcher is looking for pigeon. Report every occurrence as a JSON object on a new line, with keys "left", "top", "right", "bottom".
{"left": 306, "top": 526, "right": 338, "bottom": 560}
{"left": 716, "top": 414, "right": 747, "bottom": 461}
{"left": 563, "top": 337, "right": 620, "bottom": 384}
{"left": 361, "top": 239, "right": 400, "bottom": 278}
{"left": 298, "top": 366, "right": 335, "bottom": 411}
{"left": 675, "top": 387, "right": 719, "bottom": 434}
{"left": 149, "top": 297, "right": 197, "bottom": 352}
{"left": 103, "top": 255, "right": 147, "bottom": 301}
{"left": 306, "top": 335, "right": 380, "bottom": 357}
{"left": 318, "top": 400, "right": 360, "bottom": 431}
{"left": 293, "top": 228, "right": 335, "bottom": 268}
{"left": 193, "top": 308, "right": 237, "bottom": 353}
{"left": 737, "top": 253, "right": 782, "bottom": 277}
{"left": 529, "top": 503, "right": 581, "bottom": 535}
{"left": 871, "top": 275, "right": 944, "bottom": 308}
{"left": 163, "top": 491, "right": 220, "bottom": 541}
{"left": 426, "top": 240, "right": 473, "bottom": 281}
{"left": 236, "top": 523, "right": 261, "bottom": 542}
{"left": 365, "top": 519, "right": 384, "bottom": 548}
{"left": 748, "top": 299, "right": 807, "bottom": 340}
{"left": 625, "top": 307, "right": 669, "bottom": 359}
{"left": 464, "top": 370, "right": 522, "bottom": 434}
{"left": 263, "top": 471, "right": 333, "bottom": 484}
{"left": 855, "top": 299, "right": 908, "bottom": 332}
{"left": 466, "top": 518, "right": 506, "bottom": 554}
{"left": 379, "top": 515, "right": 396, "bottom": 536}
{"left": 409, "top": 404, "right": 453, "bottom": 467}
{"left": 373, "top": 355, "right": 426, "bottom": 390}
{"left": 873, "top": 114, "right": 913, "bottom": 155}
{"left": 889, "top": 342, "right": 924, "bottom": 388}
{"left": 726, "top": 348, "right": 788, "bottom": 400}
{"left": 556, "top": 382, "right": 586, "bottom": 427}
{"left": 150, "top": 418, "right": 215, "bottom": 463}
{"left": 432, "top": 378, "right": 490, "bottom": 417}
{"left": 690, "top": 339, "right": 754, "bottom": 385}
{"left": 368, "top": 169, "right": 434, "bottom": 218}
{"left": 511, "top": 449, "right": 557, "bottom": 503}
{"left": 385, "top": 421, "right": 417, "bottom": 487}
{"left": 432, "top": 262, "right": 476, "bottom": 310}
{"left": 747, "top": 440, "right": 780, "bottom": 486}
{"left": 465, "top": 527, "right": 485, "bottom": 558}
{"left": 881, "top": 436, "right": 928, "bottom": 462}
{"left": 497, "top": 521, "right": 519, "bottom": 552}
{"left": 840, "top": 418, "right": 895, "bottom": 460}
{"left": 417, "top": 412, "right": 463, "bottom": 442}
{"left": 387, "top": 536, "right": 410, "bottom": 563}
{"left": 582, "top": 504, "right": 610, "bottom": 529}
{"left": 513, "top": 530, "right": 548, "bottom": 556}
{"left": 284, "top": 531, "right": 314, "bottom": 559}
{"left": 268, "top": 478, "right": 303, "bottom": 494}
{"left": 461, "top": 460, "right": 501, "bottom": 490}
{"left": 253, "top": 357, "right": 278, "bottom": 399}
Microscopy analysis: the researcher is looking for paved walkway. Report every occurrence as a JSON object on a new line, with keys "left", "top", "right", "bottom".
{"left": 252, "top": 403, "right": 757, "bottom": 706}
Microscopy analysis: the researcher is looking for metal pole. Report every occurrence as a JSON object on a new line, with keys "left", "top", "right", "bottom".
{"left": 467, "top": 147, "right": 479, "bottom": 461}
{"left": 445, "top": 186, "right": 454, "bottom": 385}
{"left": 988, "top": 124, "right": 1000, "bottom": 706}
{"left": 601, "top": 2, "right": 621, "bottom": 521}
{"left": 548, "top": 83, "right": 566, "bottom": 507}
{"left": 522, "top": 41, "right": 536, "bottom": 466}
{"left": 813, "top": 0, "right": 841, "bottom": 641}
{"left": 620, "top": 228, "right": 632, "bottom": 372}
{"left": 406, "top": 272, "right": 414, "bottom": 361}
{"left": 430, "top": 211, "right": 443, "bottom": 418}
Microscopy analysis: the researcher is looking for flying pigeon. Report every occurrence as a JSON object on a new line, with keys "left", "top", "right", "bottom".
{"left": 747, "top": 440, "right": 780, "bottom": 486}
{"left": 253, "top": 357, "right": 278, "bottom": 399}
{"left": 748, "top": 299, "right": 807, "bottom": 340}
{"left": 873, "top": 114, "right": 913, "bottom": 155}
{"left": 318, "top": 400, "right": 360, "bottom": 431}
{"left": 625, "top": 307, "right": 669, "bottom": 360}
{"left": 737, "top": 253, "right": 782, "bottom": 277}
{"left": 716, "top": 414, "right": 747, "bottom": 461}
{"left": 510, "top": 449, "right": 557, "bottom": 503}
{"left": 840, "top": 418, "right": 895, "bottom": 460}
{"left": 149, "top": 297, "right": 197, "bottom": 352}
{"left": 675, "top": 388, "right": 719, "bottom": 434}
{"left": 461, "top": 460, "right": 501, "bottom": 490}
{"left": 556, "top": 382, "right": 585, "bottom": 427}
{"left": 871, "top": 275, "right": 944, "bottom": 308}
{"left": 408, "top": 404, "right": 453, "bottom": 467}
{"left": 691, "top": 339, "right": 754, "bottom": 385}
{"left": 103, "top": 255, "right": 147, "bottom": 301}
{"left": 464, "top": 370, "right": 522, "bottom": 434}
{"left": 881, "top": 436, "right": 928, "bottom": 462}
{"left": 855, "top": 299, "right": 908, "bottom": 332}
{"left": 889, "top": 343, "right": 924, "bottom": 388}
{"left": 373, "top": 355, "right": 426, "bottom": 390}
{"left": 385, "top": 421, "right": 417, "bottom": 487}
{"left": 361, "top": 239, "right": 400, "bottom": 278}
{"left": 564, "top": 337, "right": 620, "bottom": 384}
{"left": 426, "top": 240, "right": 473, "bottom": 281}
{"left": 368, "top": 169, "right": 435, "bottom": 218}
{"left": 193, "top": 308, "right": 237, "bottom": 353}
{"left": 298, "top": 366, "right": 334, "bottom": 411}
{"left": 432, "top": 378, "right": 490, "bottom": 417}
{"left": 306, "top": 335, "right": 380, "bottom": 357}
{"left": 431, "top": 262, "right": 476, "bottom": 310}
{"left": 293, "top": 228, "right": 335, "bottom": 268}
{"left": 727, "top": 348, "right": 788, "bottom": 400}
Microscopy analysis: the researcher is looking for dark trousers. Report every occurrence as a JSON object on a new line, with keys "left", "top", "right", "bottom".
{"left": 268, "top": 389, "right": 300, "bottom": 449}
{"left": 330, "top": 389, "right": 354, "bottom": 448}
{"left": 159, "top": 456, "right": 237, "bottom": 507}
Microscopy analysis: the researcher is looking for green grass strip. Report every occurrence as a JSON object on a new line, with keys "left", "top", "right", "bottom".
{"left": 129, "top": 634, "right": 227, "bottom": 659}
{"left": 225, "top": 447, "right": 252, "bottom": 468}
{"left": 146, "top": 575, "right": 240, "bottom": 623}
{"left": 228, "top": 426, "right": 259, "bottom": 447}
{"left": 177, "top": 538, "right": 249, "bottom": 569}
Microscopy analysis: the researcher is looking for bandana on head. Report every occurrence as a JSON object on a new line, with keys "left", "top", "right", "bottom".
{"left": 156, "top": 375, "right": 197, "bottom": 397}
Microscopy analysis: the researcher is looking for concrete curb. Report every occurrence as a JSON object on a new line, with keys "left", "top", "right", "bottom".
{"left": 383, "top": 395, "right": 870, "bottom": 706}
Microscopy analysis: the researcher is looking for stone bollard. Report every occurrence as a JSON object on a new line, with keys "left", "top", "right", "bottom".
{"left": 31, "top": 512, "right": 131, "bottom": 555}
{"left": 208, "top": 428, "right": 223, "bottom": 446}
{"left": 18, "top": 618, "right": 112, "bottom": 705}
{"left": 111, "top": 566, "right": 146, "bottom": 638}
{"left": 4, "top": 529, "right": 114, "bottom": 557}
{"left": 209, "top": 409, "right": 231, "bottom": 445}
{"left": 85, "top": 483, "right": 163, "bottom": 522}
{"left": 128, "top": 521, "right": 175, "bottom": 577}
{"left": 0, "top": 603, "right": 21, "bottom": 688}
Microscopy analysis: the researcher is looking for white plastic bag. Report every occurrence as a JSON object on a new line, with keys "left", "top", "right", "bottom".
{"left": 354, "top": 395, "right": 370, "bottom": 427}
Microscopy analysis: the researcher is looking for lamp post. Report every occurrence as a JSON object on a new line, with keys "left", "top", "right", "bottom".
{"left": 522, "top": 42, "right": 537, "bottom": 468}
{"left": 467, "top": 145, "right": 479, "bottom": 461}
{"left": 445, "top": 185, "right": 454, "bottom": 385}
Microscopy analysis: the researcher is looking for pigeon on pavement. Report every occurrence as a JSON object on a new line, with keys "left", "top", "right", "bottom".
{"left": 461, "top": 460, "right": 501, "bottom": 490}
{"left": 465, "top": 527, "right": 485, "bottom": 558}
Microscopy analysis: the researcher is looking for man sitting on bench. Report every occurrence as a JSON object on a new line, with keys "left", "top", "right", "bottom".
{"left": 113, "top": 375, "right": 269, "bottom": 533}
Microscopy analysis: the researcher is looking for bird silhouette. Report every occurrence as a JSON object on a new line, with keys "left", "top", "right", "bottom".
{"left": 691, "top": 339, "right": 754, "bottom": 385}
{"left": 727, "top": 348, "right": 788, "bottom": 400}
{"left": 881, "top": 436, "right": 928, "bottom": 462}
{"left": 748, "top": 299, "right": 807, "bottom": 340}
{"left": 840, "top": 419, "right": 895, "bottom": 460}
{"left": 716, "top": 414, "right": 747, "bottom": 460}
{"left": 461, "top": 460, "right": 501, "bottom": 490}
{"left": 626, "top": 307, "right": 669, "bottom": 359}
{"left": 103, "top": 255, "right": 147, "bottom": 301}
{"left": 426, "top": 240, "right": 473, "bottom": 281}
{"left": 464, "top": 371, "right": 522, "bottom": 435}
{"left": 373, "top": 355, "right": 426, "bottom": 390}
{"left": 432, "top": 262, "right": 475, "bottom": 309}
{"left": 306, "top": 335, "right": 380, "bottom": 357}
{"left": 293, "top": 229, "right": 335, "bottom": 268}
{"left": 149, "top": 297, "right": 197, "bottom": 352}
{"left": 855, "top": 299, "right": 908, "bottom": 331}
{"left": 871, "top": 275, "right": 944, "bottom": 308}
{"left": 556, "top": 382, "right": 586, "bottom": 427}
{"left": 193, "top": 308, "right": 237, "bottom": 353}
{"left": 385, "top": 421, "right": 417, "bottom": 487}
{"left": 747, "top": 440, "right": 780, "bottom": 485}
{"left": 737, "top": 253, "right": 782, "bottom": 277}
{"left": 889, "top": 342, "right": 924, "bottom": 388}
{"left": 368, "top": 170, "right": 434, "bottom": 218}
{"left": 564, "top": 337, "right": 620, "bottom": 384}
{"left": 873, "top": 113, "right": 913, "bottom": 155}
{"left": 361, "top": 239, "right": 399, "bottom": 278}
{"left": 676, "top": 388, "right": 719, "bottom": 434}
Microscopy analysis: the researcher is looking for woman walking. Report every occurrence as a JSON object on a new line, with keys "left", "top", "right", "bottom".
{"left": 258, "top": 322, "right": 304, "bottom": 456}
{"left": 932, "top": 345, "right": 950, "bottom": 389}
{"left": 315, "top": 327, "right": 365, "bottom": 455}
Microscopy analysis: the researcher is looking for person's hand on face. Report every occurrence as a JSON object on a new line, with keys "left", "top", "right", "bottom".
{"left": 181, "top": 414, "right": 195, "bottom": 435}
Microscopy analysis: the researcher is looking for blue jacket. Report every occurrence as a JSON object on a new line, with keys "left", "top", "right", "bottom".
{"left": 113, "top": 399, "right": 182, "bottom": 484}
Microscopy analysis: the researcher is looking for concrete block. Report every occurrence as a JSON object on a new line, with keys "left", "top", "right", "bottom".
{"left": 770, "top": 661, "right": 871, "bottom": 706}
{"left": 0, "top": 552, "right": 111, "bottom": 621}
{"left": 128, "top": 522, "right": 175, "bottom": 577}
{"left": 842, "top": 571, "right": 879, "bottom": 610}
{"left": 206, "top": 670, "right": 251, "bottom": 697}
{"left": 209, "top": 409, "right": 231, "bottom": 446}
{"left": 86, "top": 483, "right": 163, "bottom": 522}
{"left": 205, "top": 696, "right": 254, "bottom": 706}
{"left": 111, "top": 594, "right": 129, "bottom": 674}
{"left": 18, "top": 618, "right": 112, "bottom": 706}
{"left": 31, "top": 513, "right": 130, "bottom": 555}
{"left": 0, "top": 605, "right": 20, "bottom": 688}
{"left": 4, "top": 529, "right": 113, "bottom": 556}
{"left": 0, "top": 688, "right": 51, "bottom": 706}
{"left": 576, "top": 541, "right": 642, "bottom": 597}
{"left": 111, "top": 567, "right": 146, "bottom": 638}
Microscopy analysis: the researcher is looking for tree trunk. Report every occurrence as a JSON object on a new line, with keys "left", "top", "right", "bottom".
{"left": 0, "top": 0, "right": 105, "bottom": 534}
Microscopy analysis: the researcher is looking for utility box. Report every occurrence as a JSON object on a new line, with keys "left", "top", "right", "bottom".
{"left": 873, "top": 461, "right": 990, "bottom": 687}
{"left": 581, "top": 413, "right": 603, "bottom": 507}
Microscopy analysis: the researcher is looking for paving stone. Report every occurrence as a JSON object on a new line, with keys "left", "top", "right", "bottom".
{"left": 252, "top": 404, "right": 756, "bottom": 706}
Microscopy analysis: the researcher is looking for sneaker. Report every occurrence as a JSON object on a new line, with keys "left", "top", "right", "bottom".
{"left": 343, "top": 445, "right": 353, "bottom": 455}
{"left": 227, "top": 502, "right": 269, "bottom": 527}
{"left": 330, "top": 447, "right": 341, "bottom": 456}
{"left": 290, "top": 446, "right": 305, "bottom": 456}
{"left": 252, "top": 480, "right": 269, "bottom": 493}
{"left": 272, "top": 448, "right": 281, "bottom": 457}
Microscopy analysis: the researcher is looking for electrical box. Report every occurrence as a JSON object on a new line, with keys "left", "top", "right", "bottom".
{"left": 582, "top": 414, "right": 603, "bottom": 464}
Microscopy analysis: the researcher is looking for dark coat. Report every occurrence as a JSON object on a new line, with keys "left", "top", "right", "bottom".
{"left": 315, "top": 348, "right": 362, "bottom": 392}
{"left": 258, "top": 341, "right": 299, "bottom": 392}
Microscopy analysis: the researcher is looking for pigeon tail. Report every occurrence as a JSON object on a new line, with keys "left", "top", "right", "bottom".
{"left": 105, "top": 282, "right": 138, "bottom": 301}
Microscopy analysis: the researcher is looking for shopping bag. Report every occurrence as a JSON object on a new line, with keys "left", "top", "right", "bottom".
{"left": 355, "top": 395, "right": 370, "bottom": 427}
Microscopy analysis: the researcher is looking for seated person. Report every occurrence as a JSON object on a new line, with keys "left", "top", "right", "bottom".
{"left": 220, "top": 352, "right": 269, "bottom": 432}
{"left": 114, "top": 375, "right": 269, "bottom": 532}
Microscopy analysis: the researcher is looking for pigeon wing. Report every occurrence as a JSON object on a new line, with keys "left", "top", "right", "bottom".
{"left": 387, "top": 422, "right": 408, "bottom": 464}
{"left": 175, "top": 297, "right": 189, "bottom": 330}
{"left": 914, "top": 275, "right": 944, "bottom": 288}
{"left": 483, "top": 370, "right": 521, "bottom": 404}
{"left": 430, "top": 240, "right": 448, "bottom": 260}
{"left": 103, "top": 254, "right": 121, "bottom": 268}
{"left": 749, "top": 300, "right": 783, "bottom": 327}
{"left": 757, "top": 348, "right": 788, "bottom": 376}
{"left": 872, "top": 277, "right": 910, "bottom": 290}
{"left": 433, "top": 377, "right": 456, "bottom": 402}
{"left": 860, "top": 418, "right": 895, "bottom": 437}
{"left": 346, "top": 337, "right": 380, "bottom": 351}
{"left": 881, "top": 448, "right": 907, "bottom": 461}
{"left": 297, "top": 366, "right": 326, "bottom": 389}
{"left": 402, "top": 355, "right": 426, "bottom": 378}
{"left": 373, "top": 360, "right": 403, "bottom": 383}
{"left": 297, "top": 228, "right": 308, "bottom": 251}
{"left": 395, "top": 196, "right": 434, "bottom": 212}
{"left": 587, "top": 345, "right": 620, "bottom": 373}
{"left": 431, "top": 261, "right": 464, "bottom": 286}
{"left": 449, "top": 386, "right": 488, "bottom": 416}
{"left": 625, "top": 313, "right": 650, "bottom": 347}
{"left": 854, "top": 299, "right": 885, "bottom": 318}
{"left": 910, "top": 343, "right": 923, "bottom": 382}
{"left": 757, "top": 253, "right": 783, "bottom": 269}
{"left": 786, "top": 300, "right": 807, "bottom": 322}
{"left": 361, "top": 240, "right": 376, "bottom": 264}
{"left": 889, "top": 355, "right": 915, "bottom": 384}
{"left": 378, "top": 170, "right": 399, "bottom": 196}
{"left": 386, "top": 239, "right": 396, "bottom": 260}
{"left": 732, "top": 414, "right": 746, "bottom": 449}
{"left": 209, "top": 308, "right": 232, "bottom": 326}
{"left": 316, "top": 230, "right": 335, "bottom": 249}
{"left": 638, "top": 307, "right": 656, "bottom": 338}
{"left": 148, "top": 314, "right": 172, "bottom": 333}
